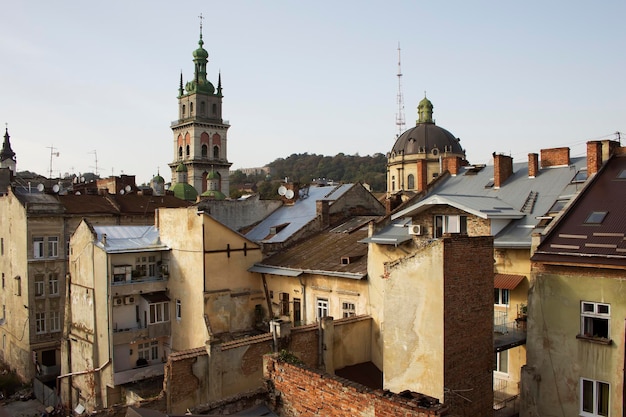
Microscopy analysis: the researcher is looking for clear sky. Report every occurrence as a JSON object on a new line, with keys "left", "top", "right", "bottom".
{"left": 1, "top": 1, "right": 624, "bottom": 185}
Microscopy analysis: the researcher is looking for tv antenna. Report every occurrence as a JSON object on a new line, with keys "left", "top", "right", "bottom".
{"left": 89, "top": 150, "right": 100, "bottom": 176}
{"left": 395, "top": 43, "right": 406, "bottom": 138}
{"left": 47, "top": 146, "right": 59, "bottom": 179}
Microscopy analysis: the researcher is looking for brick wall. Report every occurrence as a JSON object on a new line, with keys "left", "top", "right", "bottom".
{"left": 493, "top": 153, "right": 513, "bottom": 188}
{"left": 442, "top": 235, "right": 493, "bottom": 416}
{"left": 264, "top": 355, "right": 449, "bottom": 417}
{"left": 540, "top": 147, "right": 570, "bottom": 168}
{"left": 528, "top": 153, "right": 539, "bottom": 178}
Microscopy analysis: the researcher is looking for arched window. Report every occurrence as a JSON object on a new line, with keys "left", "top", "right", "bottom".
{"left": 186, "top": 145, "right": 190, "bottom": 157}
{"left": 201, "top": 144, "right": 208, "bottom": 158}
{"left": 200, "top": 101, "right": 205, "bottom": 115}
{"left": 213, "top": 145, "right": 219, "bottom": 159}
{"left": 190, "top": 102, "right": 194, "bottom": 115}
{"left": 178, "top": 147, "right": 183, "bottom": 159}
{"left": 407, "top": 174, "right": 415, "bottom": 190}
{"left": 182, "top": 105, "right": 186, "bottom": 117}
{"left": 212, "top": 103, "right": 217, "bottom": 115}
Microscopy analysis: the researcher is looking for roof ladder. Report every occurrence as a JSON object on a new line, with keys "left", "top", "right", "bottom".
{"left": 521, "top": 191, "right": 538, "bottom": 214}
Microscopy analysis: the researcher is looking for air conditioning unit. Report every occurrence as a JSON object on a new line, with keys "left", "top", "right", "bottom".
{"left": 124, "top": 296, "right": 135, "bottom": 305}
{"left": 408, "top": 224, "right": 422, "bottom": 235}
{"left": 113, "top": 297, "right": 123, "bottom": 306}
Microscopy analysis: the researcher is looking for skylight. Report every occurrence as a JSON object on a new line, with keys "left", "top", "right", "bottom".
{"left": 572, "top": 170, "right": 587, "bottom": 183}
{"left": 584, "top": 211, "right": 607, "bottom": 224}
{"left": 617, "top": 169, "right": 626, "bottom": 179}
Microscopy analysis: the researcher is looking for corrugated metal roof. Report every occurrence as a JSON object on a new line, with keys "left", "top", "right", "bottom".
{"left": 359, "top": 217, "right": 414, "bottom": 246}
{"left": 533, "top": 154, "right": 626, "bottom": 267}
{"left": 245, "top": 184, "right": 354, "bottom": 243}
{"left": 93, "top": 225, "right": 168, "bottom": 253}
{"left": 248, "top": 265, "right": 302, "bottom": 277}
{"left": 494, "top": 273, "right": 525, "bottom": 289}
{"left": 388, "top": 157, "right": 588, "bottom": 248}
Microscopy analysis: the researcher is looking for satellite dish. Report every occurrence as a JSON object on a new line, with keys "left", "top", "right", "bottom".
{"left": 52, "top": 184, "right": 60, "bottom": 193}
{"left": 75, "top": 191, "right": 81, "bottom": 195}
{"left": 37, "top": 183, "right": 44, "bottom": 192}
{"left": 278, "top": 185, "right": 287, "bottom": 196}
{"left": 125, "top": 185, "right": 131, "bottom": 192}
{"left": 119, "top": 189, "right": 125, "bottom": 195}
{"left": 285, "top": 189, "right": 294, "bottom": 199}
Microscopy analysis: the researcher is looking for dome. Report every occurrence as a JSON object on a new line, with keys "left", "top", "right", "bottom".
{"left": 171, "top": 182, "right": 198, "bottom": 201}
{"left": 175, "top": 163, "right": 188, "bottom": 173}
{"left": 201, "top": 189, "right": 226, "bottom": 200}
{"left": 390, "top": 97, "right": 463, "bottom": 157}
{"left": 152, "top": 174, "right": 165, "bottom": 184}
{"left": 193, "top": 39, "right": 209, "bottom": 60}
{"left": 390, "top": 123, "right": 463, "bottom": 156}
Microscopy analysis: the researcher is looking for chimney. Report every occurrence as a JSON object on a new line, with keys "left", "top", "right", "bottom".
{"left": 316, "top": 200, "right": 330, "bottom": 228}
{"left": 540, "top": 147, "right": 570, "bottom": 168}
{"left": 416, "top": 159, "right": 428, "bottom": 192}
{"left": 444, "top": 156, "right": 461, "bottom": 176}
{"left": 586, "top": 141, "right": 603, "bottom": 177}
{"left": 493, "top": 153, "right": 513, "bottom": 189}
{"left": 528, "top": 153, "right": 539, "bottom": 178}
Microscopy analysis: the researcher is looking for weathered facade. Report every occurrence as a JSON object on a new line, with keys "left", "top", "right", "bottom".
{"left": 522, "top": 145, "right": 626, "bottom": 416}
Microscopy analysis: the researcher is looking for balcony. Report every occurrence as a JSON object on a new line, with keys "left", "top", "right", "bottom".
{"left": 113, "top": 362, "right": 165, "bottom": 386}
{"left": 112, "top": 326, "right": 149, "bottom": 345}
{"left": 494, "top": 376, "right": 519, "bottom": 415}
{"left": 111, "top": 275, "right": 167, "bottom": 296}
{"left": 494, "top": 320, "right": 526, "bottom": 353}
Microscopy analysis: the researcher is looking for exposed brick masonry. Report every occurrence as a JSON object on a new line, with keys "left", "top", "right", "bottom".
{"left": 528, "top": 153, "right": 539, "bottom": 178}
{"left": 264, "top": 355, "right": 449, "bottom": 417}
{"left": 493, "top": 153, "right": 513, "bottom": 188}
{"left": 540, "top": 147, "right": 570, "bottom": 168}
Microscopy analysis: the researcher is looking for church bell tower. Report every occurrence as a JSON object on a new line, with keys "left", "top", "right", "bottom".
{"left": 169, "top": 16, "right": 231, "bottom": 197}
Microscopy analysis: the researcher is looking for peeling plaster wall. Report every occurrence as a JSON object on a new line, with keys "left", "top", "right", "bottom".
{"left": 383, "top": 239, "right": 445, "bottom": 398}
{"left": 523, "top": 266, "right": 626, "bottom": 417}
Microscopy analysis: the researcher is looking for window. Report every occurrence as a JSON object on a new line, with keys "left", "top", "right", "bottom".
{"left": 186, "top": 145, "right": 190, "bottom": 157}
{"left": 178, "top": 146, "right": 183, "bottom": 159}
{"left": 201, "top": 144, "right": 208, "bottom": 158}
{"left": 48, "top": 273, "right": 59, "bottom": 296}
{"left": 189, "top": 102, "right": 193, "bottom": 115}
{"left": 148, "top": 256, "right": 157, "bottom": 277}
{"left": 280, "top": 293, "right": 290, "bottom": 316}
{"left": 149, "top": 302, "right": 170, "bottom": 324}
{"left": 35, "top": 274, "right": 45, "bottom": 297}
{"left": 1, "top": 273, "right": 4, "bottom": 288}
{"left": 494, "top": 288, "right": 510, "bottom": 306}
{"left": 212, "top": 103, "right": 217, "bottom": 114}
{"left": 433, "top": 215, "right": 468, "bottom": 238}
{"left": 342, "top": 302, "right": 356, "bottom": 318}
{"left": 138, "top": 340, "right": 159, "bottom": 361}
{"left": 581, "top": 378, "right": 609, "bottom": 417}
{"left": 494, "top": 351, "right": 508, "bottom": 374}
{"left": 175, "top": 299, "right": 181, "bottom": 320}
{"left": 113, "top": 266, "right": 129, "bottom": 283}
{"left": 585, "top": 211, "right": 607, "bottom": 225}
{"left": 316, "top": 298, "right": 329, "bottom": 320}
{"left": 391, "top": 176, "right": 395, "bottom": 192}
{"left": 15, "top": 275, "right": 21, "bottom": 296}
{"left": 33, "top": 237, "right": 44, "bottom": 258}
{"left": 407, "top": 174, "right": 415, "bottom": 190}
{"left": 49, "top": 311, "right": 61, "bottom": 332}
{"left": 213, "top": 146, "right": 219, "bottom": 159}
{"left": 35, "top": 312, "right": 46, "bottom": 334}
{"left": 200, "top": 101, "right": 205, "bottom": 115}
{"left": 581, "top": 302, "right": 610, "bottom": 339}
{"left": 182, "top": 104, "right": 186, "bottom": 116}
{"left": 135, "top": 256, "right": 148, "bottom": 278}
{"left": 47, "top": 237, "right": 58, "bottom": 258}
{"left": 1, "top": 237, "right": 3, "bottom": 255}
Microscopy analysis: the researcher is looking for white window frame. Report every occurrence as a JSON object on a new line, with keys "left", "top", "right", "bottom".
{"left": 494, "top": 288, "right": 510, "bottom": 306}
{"left": 47, "top": 237, "right": 59, "bottom": 258}
{"left": 138, "top": 340, "right": 159, "bottom": 361}
{"left": 33, "top": 237, "right": 44, "bottom": 258}
{"left": 581, "top": 301, "right": 610, "bottom": 339}
{"left": 580, "top": 377, "right": 609, "bottom": 417}
{"left": 316, "top": 298, "right": 329, "bottom": 320}
{"left": 175, "top": 299, "right": 182, "bottom": 320}
{"left": 35, "top": 312, "right": 46, "bottom": 334}
{"left": 35, "top": 275, "right": 45, "bottom": 297}
{"left": 148, "top": 255, "right": 157, "bottom": 277}
{"left": 433, "top": 215, "right": 468, "bottom": 238}
{"left": 48, "top": 273, "right": 59, "bottom": 296}
{"left": 494, "top": 351, "right": 508, "bottom": 374}
{"left": 342, "top": 301, "right": 356, "bottom": 318}
{"left": 149, "top": 302, "right": 170, "bottom": 324}
{"left": 49, "top": 311, "right": 61, "bottom": 332}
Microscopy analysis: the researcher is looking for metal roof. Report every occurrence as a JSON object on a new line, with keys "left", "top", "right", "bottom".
{"left": 532, "top": 154, "right": 626, "bottom": 267}
{"left": 388, "top": 157, "right": 588, "bottom": 248}
{"left": 359, "top": 217, "right": 414, "bottom": 246}
{"left": 93, "top": 225, "right": 169, "bottom": 253}
{"left": 245, "top": 184, "right": 354, "bottom": 243}
{"left": 494, "top": 273, "right": 526, "bottom": 290}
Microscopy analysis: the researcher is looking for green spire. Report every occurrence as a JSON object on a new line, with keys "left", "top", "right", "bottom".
{"left": 184, "top": 14, "right": 215, "bottom": 95}
{"left": 417, "top": 95, "right": 434, "bottom": 124}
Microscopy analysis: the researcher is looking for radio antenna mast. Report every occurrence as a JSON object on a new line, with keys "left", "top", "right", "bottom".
{"left": 395, "top": 43, "right": 406, "bottom": 138}
{"left": 89, "top": 150, "right": 100, "bottom": 176}
{"left": 47, "top": 145, "right": 59, "bottom": 179}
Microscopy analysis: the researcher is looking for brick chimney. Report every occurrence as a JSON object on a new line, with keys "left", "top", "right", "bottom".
{"left": 493, "top": 153, "right": 513, "bottom": 189}
{"left": 316, "top": 200, "right": 330, "bottom": 228}
{"left": 540, "top": 147, "right": 570, "bottom": 168}
{"left": 528, "top": 153, "right": 539, "bottom": 178}
{"left": 280, "top": 182, "right": 299, "bottom": 205}
{"left": 586, "top": 141, "right": 603, "bottom": 177}
{"left": 444, "top": 156, "right": 461, "bottom": 176}
{"left": 416, "top": 159, "right": 428, "bottom": 192}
